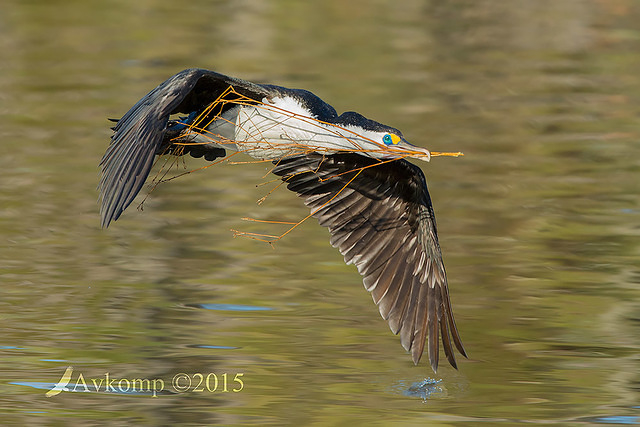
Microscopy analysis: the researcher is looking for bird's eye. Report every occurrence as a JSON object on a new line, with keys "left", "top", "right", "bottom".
{"left": 383, "top": 134, "right": 400, "bottom": 145}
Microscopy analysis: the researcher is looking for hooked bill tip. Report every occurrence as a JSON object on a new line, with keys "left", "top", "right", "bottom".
{"left": 409, "top": 149, "right": 431, "bottom": 162}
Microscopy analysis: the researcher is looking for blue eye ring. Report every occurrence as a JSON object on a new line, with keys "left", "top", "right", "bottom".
{"left": 383, "top": 134, "right": 392, "bottom": 145}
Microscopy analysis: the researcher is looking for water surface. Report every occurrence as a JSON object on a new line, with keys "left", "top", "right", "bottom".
{"left": 1, "top": 0, "right": 639, "bottom": 425}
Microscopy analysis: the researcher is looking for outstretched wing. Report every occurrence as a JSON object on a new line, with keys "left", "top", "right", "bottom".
{"left": 272, "top": 153, "right": 467, "bottom": 371}
{"left": 99, "top": 68, "right": 272, "bottom": 228}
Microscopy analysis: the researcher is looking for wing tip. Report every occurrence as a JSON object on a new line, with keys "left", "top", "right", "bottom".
{"left": 99, "top": 207, "right": 118, "bottom": 229}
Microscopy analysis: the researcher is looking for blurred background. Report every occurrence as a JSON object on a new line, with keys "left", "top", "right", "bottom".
{"left": 1, "top": 0, "right": 639, "bottom": 425}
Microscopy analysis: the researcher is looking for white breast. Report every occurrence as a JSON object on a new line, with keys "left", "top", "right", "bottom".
{"left": 198, "top": 96, "right": 386, "bottom": 160}
{"left": 233, "top": 97, "right": 382, "bottom": 160}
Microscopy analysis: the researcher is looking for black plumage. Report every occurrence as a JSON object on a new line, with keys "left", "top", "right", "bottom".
{"left": 272, "top": 154, "right": 466, "bottom": 371}
{"left": 99, "top": 68, "right": 466, "bottom": 372}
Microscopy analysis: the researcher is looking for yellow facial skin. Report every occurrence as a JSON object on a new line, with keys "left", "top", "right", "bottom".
{"left": 383, "top": 133, "right": 402, "bottom": 146}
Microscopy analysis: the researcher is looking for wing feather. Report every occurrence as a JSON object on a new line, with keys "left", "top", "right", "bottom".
{"left": 272, "top": 153, "right": 466, "bottom": 371}
{"left": 99, "top": 69, "right": 466, "bottom": 372}
{"left": 385, "top": 265, "right": 413, "bottom": 333}
{"left": 99, "top": 68, "right": 272, "bottom": 228}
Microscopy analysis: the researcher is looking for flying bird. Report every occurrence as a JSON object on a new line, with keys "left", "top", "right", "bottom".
{"left": 99, "top": 68, "right": 466, "bottom": 372}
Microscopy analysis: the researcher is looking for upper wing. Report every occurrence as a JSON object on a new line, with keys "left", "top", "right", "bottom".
{"left": 98, "top": 68, "right": 271, "bottom": 228}
{"left": 272, "top": 153, "right": 467, "bottom": 371}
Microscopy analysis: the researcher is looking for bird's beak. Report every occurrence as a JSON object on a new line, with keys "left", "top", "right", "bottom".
{"left": 390, "top": 138, "right": 431, "bottom": 162}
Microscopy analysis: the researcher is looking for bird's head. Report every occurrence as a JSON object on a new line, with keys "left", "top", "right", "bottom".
{"left": 332, "top": 112, "right": 431, "bottom": 162}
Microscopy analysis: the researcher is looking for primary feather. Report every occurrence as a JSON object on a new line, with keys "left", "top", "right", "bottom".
{"left": 99, "top": 69, "right": 466, "bottom": 371}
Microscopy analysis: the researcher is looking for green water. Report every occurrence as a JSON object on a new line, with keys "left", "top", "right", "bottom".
{"left": 1, "top": 0, "right": 639, "bottom": 425}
